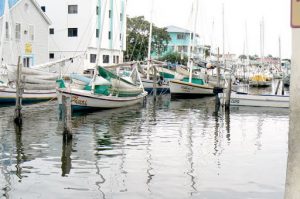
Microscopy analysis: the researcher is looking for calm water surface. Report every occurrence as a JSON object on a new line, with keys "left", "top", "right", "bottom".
{"left": 0, "top": 95, "right": 289, "bottom": 199}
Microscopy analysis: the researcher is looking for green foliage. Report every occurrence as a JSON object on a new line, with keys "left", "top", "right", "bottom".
{"left": 125, "top": 16, "right": 171, "bottom": 61}
{"left": 239, "top": 54, "right": 247, "bottom": 60}
{"left": 158, "top": 52, "right": 188, "bottom": 65}
{"left": 204, "top": 45, "right": 211, "bottom": 59}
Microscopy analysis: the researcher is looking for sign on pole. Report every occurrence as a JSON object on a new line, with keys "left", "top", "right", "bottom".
{"left": 291, "top": 0, "right": 300, "bottom": 28}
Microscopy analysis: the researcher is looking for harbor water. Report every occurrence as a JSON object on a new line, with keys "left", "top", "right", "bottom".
{"left": 0, "top": 94, "right": 289, "bottom": 199}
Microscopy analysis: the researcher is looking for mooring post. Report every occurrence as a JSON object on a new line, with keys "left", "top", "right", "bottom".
{"left": 217, "top": 47, "right": 221, "bottom": 87}
{"left": 153, "top": 65, "right": 157, "bottom": 101}
{"left": 62, "top": 95, "right": 72, "bottom": 139}
{"left": 281, "top": 80, "right": 285, "bottom": 96}
{"left": 215, "top": 47, "right": 221, "bottom": 106}
{"left": 275, "top": 80, "right": 281, "bottom": 95}
{"left": 284, "top": 22, "right": 300, "bottom": 198}
{"left": 14, "top": 56, "right": 23, "bottom": 125}
{"left": 224, "top": 77, "right": 232, "bottom": 110}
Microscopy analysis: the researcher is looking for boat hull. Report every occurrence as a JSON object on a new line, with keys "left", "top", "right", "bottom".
{"left": 0, "top": 86, "right": 56, "bottom": 104}
{"left": 57, "top": 88, "right": 147, "bottom": 111}
{"left": 169, "top": 79, "right": 214, "bottom": 98}
{"left": 218, "top": 92, "right": 289, "bottom": 108}
{"left": 249, "top": 80, "right": 272, "bottom": 87}
{"left": 142, "top": 79, "right": 170, "bottom": 94}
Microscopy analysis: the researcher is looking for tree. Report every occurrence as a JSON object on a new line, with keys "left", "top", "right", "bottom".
{"left": 125, "top": 16, "right": 171, "bottom": 61}
{"left": 158, "top": 52, "right": 188, "bottom": 65}
{"left": 204, "top": 45, "right": 211, "bottom": 60}
{"left": 239, "top": 54, "right": 247, "bottom": 60}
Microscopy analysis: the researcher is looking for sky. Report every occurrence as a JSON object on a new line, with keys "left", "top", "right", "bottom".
{"left": 127, "top": 0, "right": 292, "bottom": 58}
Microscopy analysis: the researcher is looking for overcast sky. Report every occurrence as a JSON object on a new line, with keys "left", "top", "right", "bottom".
{"left": 127, "top": 0, "right": 292, "bottom": 58}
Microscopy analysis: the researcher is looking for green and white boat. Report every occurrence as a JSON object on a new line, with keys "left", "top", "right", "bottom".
{"left": 56, "top": 65, "right": 147, "bottom": 111}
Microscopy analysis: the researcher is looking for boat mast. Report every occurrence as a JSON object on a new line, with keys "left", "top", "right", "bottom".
{"left": 245, "top": 21, "right": 249, "bottom": 80}
{"left": 146, "top": 0, "right": 154, "bottom": 80}
{"left": 278, "top": 36, "right": 282, "bottom": 72}
{"left": 260, "top": 18, "right": 265, "bottom": 69}
{"left": 189, "top": 0, "right": 198, "bottom": 83}
{"left": 210, "top": 19, "right": 215, "bottom": 58}
{"left": 222, "top": 3, "right": 225, "bottom": 69}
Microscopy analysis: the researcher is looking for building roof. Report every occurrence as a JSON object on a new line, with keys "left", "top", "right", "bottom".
{"left": 166, "top": 25, "right": 200, "bottom": 38}
{"left": 166, "top": 25, "right": 191, "bottom": 34}
{"left": 0, "top": 0, "right": 51, "bottom": 24}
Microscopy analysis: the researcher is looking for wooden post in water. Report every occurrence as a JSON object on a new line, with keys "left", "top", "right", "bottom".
{"left": 215, "top": 47, "right": 221, "bottom": 106}
{"left": 281, "top": 80, "right": 285, "bottom": 96}
{"left": 275, "top": 80, "right": 281, "bottom": 95}
{"left": 284, "top": 15, "right": 300, "bottom": 197}
{"left": 153, "top": 65, "right": 157, "bottom": 100}
{"left": 217, "top": 47, "right": 221, "bottom": 87}
{"left": 62, "top": 95, "right": 72, "bottom": 139}
{"left": 224, "top": 76, "right": 232, "bottom": 110}
{"left": 14, "top": 56, "right": 23, "bottom": 125}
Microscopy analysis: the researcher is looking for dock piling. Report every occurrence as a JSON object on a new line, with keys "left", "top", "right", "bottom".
{"left": 62, "top": 95, "right": 72, "bottom": 139}
{"left": 224, "top": 77, "right": 232, "bottom": 110}
{"left": 153, "top": 66, "right": 157, "bottom": 100}
{"left": 14, "top": 56, "right": 23, "bottom": 125}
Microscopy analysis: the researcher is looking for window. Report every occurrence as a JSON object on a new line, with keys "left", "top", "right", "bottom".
{"left": 49, "top": 53, "right": 54, "bottom": 59}
{"left": 120, "top": 13, "right": 123, "bottom": 21}
{"left": 68, "top": 28, "right": 78, "bottom": 37}
{"left": 177, "top": 33, "right": 185, "bottom": 40}
{"left": 5, "top": 22, "right": 9, "bottom": 39}
{"left": 29, "top": 25, "right": 34, "bottom": 41}
{"left": 108, "top": 31, "right": 111, "bottom": 40}
{"left": 96, "top": 29, "right": 99, "bottom": 38}
{"left": 120, "top": 33, "right": 122, "bottom": 41}
{"left": 68, "top": 5, "right": 78, "bottom": 14}
{"left": 113, "top": 56, "right": 119, "bottom": 64}
{"left": 90, "top": 54, "right": 97, "bottom": 63}
{"left": 15, "top": 23, "right": 21, "bottom": 40}
{"left": 49, "top": 28, "right": 54, "bottom": 34}
{"left": 103, "top": 55, "right": 109, "bottom": 63}
{"left": 41, "top": 6, "right": 46, "bottom": 12}
{"left": 96, "top": 6, "right": 99, "bottom": 15}
{"left": 109, "top": 10, "right": 111, "bottom": 18}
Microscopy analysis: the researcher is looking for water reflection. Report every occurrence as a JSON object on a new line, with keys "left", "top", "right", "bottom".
{"left": 0, "top": 95, "right": 289, "bottom": 199}
{"left": 61, "top": 136, "right": 72, "bottom": 177}
{"left": 14, "top": 123, "right": 24, "bottom": 181}
{"left": 186, "top": 111, "right": 197, "bottom": 196}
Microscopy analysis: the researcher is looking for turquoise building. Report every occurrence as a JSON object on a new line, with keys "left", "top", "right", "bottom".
{"left": 153, "top": 25, "right": 204, "bottom": 61}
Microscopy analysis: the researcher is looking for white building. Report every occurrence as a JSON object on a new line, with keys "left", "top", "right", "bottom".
{"left": 37, "top": 0, "right": 127, "bottom": 73}
{"left": 0, "top": 0, "right": 51, "bottom": 67}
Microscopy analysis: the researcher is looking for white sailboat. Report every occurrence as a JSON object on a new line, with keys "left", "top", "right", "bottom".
{"left": 169, "top": 0, "right": 214, "bottom": 98}
{"left": 56, "top": 65, "right": 147, "bottom": 111}
{"left": 140, "top": 0, "right": 170, "bottom": 94}
{"left": 218, "top": 91, "right": 289, "bottom": 108}
{"left": 56, "top": 3, "right": 147, "bottom": 111}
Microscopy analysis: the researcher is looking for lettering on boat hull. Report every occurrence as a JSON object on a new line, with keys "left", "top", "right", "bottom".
{"left": 72, "top": 96, "right": 87, "bottom": 106}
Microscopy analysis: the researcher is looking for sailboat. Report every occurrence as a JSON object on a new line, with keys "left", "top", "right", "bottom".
{"left": 56, "top": 3, "right": 147, "bottom": 111}
{"left": 218, "top": 90, "right": 289, "bottom": 108}
{"left": 169, "top": 0, "right": 214, "bottom": 98}
{"left": 249, "top": 18, "right": 272, "bottom": 87}
{"left": 56, "top": 64, "right": 147, "bottom": 111}
{"left": 140, "top": 0, "right": 170, "bottom": 95}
